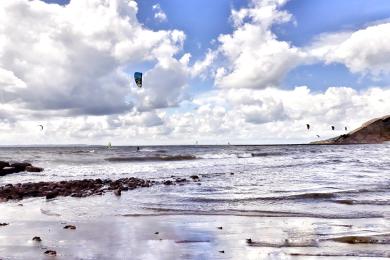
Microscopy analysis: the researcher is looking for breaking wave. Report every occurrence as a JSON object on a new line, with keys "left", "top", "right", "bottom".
{"left": 105, "top": 155, "right": 197, "bottom": 162}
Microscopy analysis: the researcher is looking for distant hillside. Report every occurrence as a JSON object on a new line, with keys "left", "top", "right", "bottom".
{"left": 311, "top": 115, "right": 390, "bottom": 144}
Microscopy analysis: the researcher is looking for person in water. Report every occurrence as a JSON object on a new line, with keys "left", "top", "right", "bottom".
{"left": 136, "top": 146, "right": 140, "bottom": 152}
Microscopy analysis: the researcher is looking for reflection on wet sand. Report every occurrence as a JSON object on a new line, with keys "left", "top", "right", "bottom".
{"left": 1, "top": 207, "right": 390, "bottom": 259}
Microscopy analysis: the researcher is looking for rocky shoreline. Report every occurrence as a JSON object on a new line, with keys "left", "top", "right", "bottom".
{"left": 0, "top": 160, "right": 43, "bottom": 176}
{"left": 0, "top": 176, "right": 199, "bottom": 202}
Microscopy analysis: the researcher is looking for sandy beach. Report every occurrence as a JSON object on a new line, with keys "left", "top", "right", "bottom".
{"left": 2, "top": 200, "right": 390, "bottom": 259}
{"left": 1, "top": 192, "right": 390, "bottom": 259}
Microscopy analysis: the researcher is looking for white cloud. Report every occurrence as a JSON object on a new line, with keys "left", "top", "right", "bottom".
{"left": 309, "top": 23, "right": 390, "bottom": 76}
{"left": 0, "top": 0, "right": 389, "bottom": 145}
{"left": 0, "top": 85, "right": 388, "bottom": 145}
{"left": 152, "top": 4, "right": 167, "bottom": 23}
{"left": 185, "top": 86, "right": 390, "bottom": 143}
{"left": 190, "top": 51, "right": 216, "bottom": 78}
{"left": 0, "top": 0, "right": 186, "bottom": 116}
{"left": 214, "top": 0, "right": 305, "bottom": 89}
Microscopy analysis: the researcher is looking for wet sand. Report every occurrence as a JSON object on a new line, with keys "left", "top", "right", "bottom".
{"left": 1, "top": 201, "right": 390, "bottom": 259}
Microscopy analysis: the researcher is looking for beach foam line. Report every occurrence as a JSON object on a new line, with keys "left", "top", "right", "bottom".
{"left": 332, "top": 199, "right": 390, "bottom": 206}
{"left": 118, "top": 208, "right": 384, "bottom": 219}
{"left": 105, "top": 155, "right": 196, "bottom": 162}
{"left": 184, "top": 191, "right": 350, "bottom": 203}
{"left": 250, "top": 152, "right": 284, "bottom": 157}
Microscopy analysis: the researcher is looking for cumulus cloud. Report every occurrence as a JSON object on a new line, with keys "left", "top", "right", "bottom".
{"left": 0, "top": 0, "right": 186, "bottom": 116}
{"left": 213, "top": 0, "right": 390, "bottom": 88}
{"left": 214, "top": 0, "right": 305, "bottom": 89}
{"left": 185, "top": 85, "right": 390, "bottom": 143}
{"left": 0, "top": 85, "right": 388, "bottom": 145}
{"left": 0, "top": 0, "right": 389, "bottom": 145}
{"left": 152, "top": 4, "right": 167, "bottom": 23}
{"left": 309, "top": 23, "right": 390, "bottom": 76}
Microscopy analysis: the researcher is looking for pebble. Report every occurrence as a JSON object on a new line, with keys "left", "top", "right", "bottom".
{"left": 44, "top": 250, "right": 57, "bottom": 256}
{"left": 32, "top": 236, "right": 42, "bottom": 242}
{"left": 64, "top": 225, "right": 76, "bottom": 230}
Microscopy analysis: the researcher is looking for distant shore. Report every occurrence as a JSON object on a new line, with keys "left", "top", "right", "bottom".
{"left": 311, "top": 115, "right": 390, "bottom": 145}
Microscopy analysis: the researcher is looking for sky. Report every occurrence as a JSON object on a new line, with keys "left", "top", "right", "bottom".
{"left": 0, "top": 0, "right": 389, "bottom": 145}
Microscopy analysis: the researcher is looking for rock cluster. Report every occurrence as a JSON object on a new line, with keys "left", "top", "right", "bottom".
{"left": 0, "top": 161, "right": 43, "bottom": 176}
{"left": 0, "top": 176, "right": 199, "bottom": 202}
{"left": 0, "top": 177, "right": 153, "bottom": 201}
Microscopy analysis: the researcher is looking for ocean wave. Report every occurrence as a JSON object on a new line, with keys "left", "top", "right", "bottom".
{"left": 119, "top": 208, "right": 384, "bottom": 219}
{"left": 185, "top": 192, "right": 340, "bottom": 203}
{"left": 184, "top": 188, "right": 390, "bottom": 204}
{"left": 333, "top": 199, "right": 390, "bottom": 206}
{"left": 250, "top": 152, "right": 284, "bottom": 157}
{"left": 198, "top": 153, "right": 252, "bottom": 159}
{"left": 58, "top": 150, "right": 95, "bottom": 154}
{"left": 140, "top": 149, "right": 167, "bottom": 153}
{"left": 105, "top": 155, "right": 197, "bottom": 162}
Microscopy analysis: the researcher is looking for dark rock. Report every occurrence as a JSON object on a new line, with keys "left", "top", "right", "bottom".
{"left": 32, "top": 236, "right": 42, "bottom": 242}
{"left": 163, "top": 180, "right": 173, "bottom": 185}
{"left": 175, "top": 178, "right": 187, "bottom": 183}
{"left": 114, "top": 188, "right": 121, "bottom": 196}
{"left": 25, "top": 166, "right": 44, "bottom": 172}
{"left": 190, "top": 175, "right": 200, "bottom": 181}
{"left": 71, "top": 193, "right": 83, "bottom": 198}
{"left": 10, "top": 162, "right": 31, "bottom": 172}
{"left": 0, "top": 167, "right": 17, "bottom": 176}
{"left": 64, "top": 225, "right": 76, "bottom": 230}
{"left": 44, "top": 250, "right": 57, "bottom": 256}
{"left": 46, "top": 191, "right": 59, "bottom": 200}
{"left": 0, "top": 161, "right": 10, "bottom": 169}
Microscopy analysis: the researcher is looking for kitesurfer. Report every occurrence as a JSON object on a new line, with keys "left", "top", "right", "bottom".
{"left": 134, "top": 72, "right": 142, "bottom": 88}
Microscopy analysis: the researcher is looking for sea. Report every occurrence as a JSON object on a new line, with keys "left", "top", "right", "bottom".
{"left": 0, "top": 144, "right": 390, "bottom": 259}
{"left": 1, "top": 144, "right": 389, "bottom": 218}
